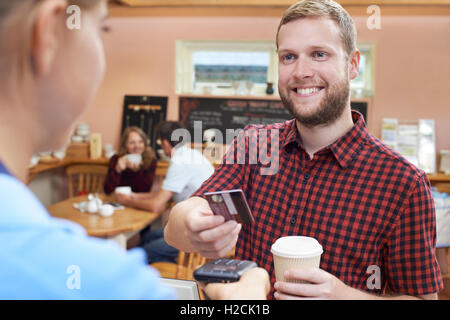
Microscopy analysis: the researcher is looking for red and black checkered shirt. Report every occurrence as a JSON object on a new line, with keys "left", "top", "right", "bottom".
{"left": 193, "top": 111, "right": 443, "bottom": 298}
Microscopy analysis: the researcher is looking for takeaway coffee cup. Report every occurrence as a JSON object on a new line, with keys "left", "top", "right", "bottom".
{"left": 271, "top": 236, "right": 323, "bottom": 283}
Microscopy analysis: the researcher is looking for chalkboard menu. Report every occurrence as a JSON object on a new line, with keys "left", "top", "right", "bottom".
{"left": 179, "top": 96, "right": 367, "bottom": 137}
{"left": 121, "top": 95, "right": 167, "bottom": 153}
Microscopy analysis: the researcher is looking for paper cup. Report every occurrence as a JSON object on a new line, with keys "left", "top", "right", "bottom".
{"left": 271, "top": 236, "right": 323, "bottom": 283}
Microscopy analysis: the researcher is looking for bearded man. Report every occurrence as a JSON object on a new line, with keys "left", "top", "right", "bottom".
{"left": 165, "top": 0, "right": 442, "bottom": 300}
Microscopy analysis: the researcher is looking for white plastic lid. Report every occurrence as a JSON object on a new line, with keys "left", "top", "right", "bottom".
{"left": 271, "top": 236, "right": 323, "bottom": 258}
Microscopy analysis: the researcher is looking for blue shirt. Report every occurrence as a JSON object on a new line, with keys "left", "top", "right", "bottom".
{"left": 0, "top": 162, "right": 175, "bottom": 299}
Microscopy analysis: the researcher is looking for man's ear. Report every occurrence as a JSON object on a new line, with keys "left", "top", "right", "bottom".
{"left": 348, "top": 48, "right": 360, "bottom": 81}
{"left": 31, "top": 0, "right": 67, "bottom": 76}
{"left": 162, "top": 139, "right": 171, "bottom": 150}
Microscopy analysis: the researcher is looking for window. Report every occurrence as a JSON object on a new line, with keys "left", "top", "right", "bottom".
{"left": 351, "top": 43, "right": 375, "bottom": 98}
{"left": 176, "top": 40, "right": 278, "bottom": 96}
{"left": 193, "top": 51, "right": 270, "bottom": 84}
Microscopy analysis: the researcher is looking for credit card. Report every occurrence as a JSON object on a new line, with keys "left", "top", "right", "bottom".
{"left": 204, "top": 189, "right": 255, "bottom": 224}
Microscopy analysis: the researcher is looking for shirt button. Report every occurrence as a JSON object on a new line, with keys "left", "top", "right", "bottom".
{"left": 304, "top": 173, "right": 310, "bottom": 180}
{"left": 290, "top": 217, "right": 296, "bottom": 225}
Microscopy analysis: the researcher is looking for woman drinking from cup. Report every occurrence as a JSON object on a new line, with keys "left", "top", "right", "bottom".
{"left": 103, "top": 126, "right": 157, "bottom": 194}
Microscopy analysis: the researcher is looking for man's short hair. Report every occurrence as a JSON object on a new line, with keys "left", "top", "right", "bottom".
{"left": 276, "top": 0, "right": 357, "bottom": 58}
{"left": 156, "top": 121, "right": 186, "bottom": 148}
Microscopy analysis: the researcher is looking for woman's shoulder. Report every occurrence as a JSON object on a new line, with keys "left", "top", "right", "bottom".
{"left": 146, "top": 158, "right": 158, "bottom": 172}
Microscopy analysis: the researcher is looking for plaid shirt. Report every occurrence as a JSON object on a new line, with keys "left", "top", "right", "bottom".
{"left": 194, "top": 111, "right": 443, "bottom": 297}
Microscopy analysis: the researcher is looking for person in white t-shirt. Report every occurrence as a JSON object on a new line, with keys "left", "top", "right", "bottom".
{"left": 116, "top": 121, "right": 214, "bottom": 263}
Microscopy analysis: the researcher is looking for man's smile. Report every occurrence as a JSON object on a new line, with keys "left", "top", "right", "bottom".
{"left": 291, "top": 86, "right": 325, "bottom": 97}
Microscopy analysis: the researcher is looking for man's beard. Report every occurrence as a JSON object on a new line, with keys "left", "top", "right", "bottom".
{"left": 280, "top": 79, "right": 350, "bottom": 128}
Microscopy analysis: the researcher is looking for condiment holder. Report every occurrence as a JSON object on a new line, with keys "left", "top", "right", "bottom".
{"left": 73, "top": 193, "right": 116, "bottom": 217}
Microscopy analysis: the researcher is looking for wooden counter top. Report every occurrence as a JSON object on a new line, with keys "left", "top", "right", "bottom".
{"left": 27, "top": 157, "right": 170, "bottom": 184}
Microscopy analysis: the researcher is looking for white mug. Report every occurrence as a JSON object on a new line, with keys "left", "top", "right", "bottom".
{"left": 115, "top": 186, "right": 132, "bottom": 195}
{"left": 126, "top": 154, "right": 142, "bottom": 166}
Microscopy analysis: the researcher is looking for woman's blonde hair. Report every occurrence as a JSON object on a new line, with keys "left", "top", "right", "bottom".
{"left": 118, "top": 126, "right": 156, "bottom": 170}
{"left": 276, "top": 0, "right": 357, "bottom": 58}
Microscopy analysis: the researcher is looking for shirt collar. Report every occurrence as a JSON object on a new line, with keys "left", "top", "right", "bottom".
{"left": 172, "top": 144, "right": 188, "bottom": 156}
{"left": 0, "top": 161, "right": 13, "bottom": 177}
{"left": 283, "top": 111, "right": 369, "bottom": 168}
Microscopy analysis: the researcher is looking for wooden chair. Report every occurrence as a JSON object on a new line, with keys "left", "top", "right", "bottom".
{"left": 435, "top": 183, "right": 450, "bottom": 195}
{"left": 437, "top": 246, "right": 450, "bottom": 300}
{"left": 151, "top": 251, "right": 207, "bottom": 281}
{"left": 66, "top": 164, "right": 108, "bottom": 197}
{"left": 151, "top": 246, "right": 235, "bottom": 280}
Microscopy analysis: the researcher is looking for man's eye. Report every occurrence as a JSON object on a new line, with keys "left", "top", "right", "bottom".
{"left": 281, "top": 54, "right": 295, "bottom": 63}
{"left": 313, "top": 51, "right": 328, "bottom": 59}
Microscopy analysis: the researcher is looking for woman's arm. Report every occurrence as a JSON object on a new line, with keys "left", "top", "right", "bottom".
{"left": 143, "top": 159, "right": 157, "bottom": 192}
{"left": 103, "top": 155, "right": 122, "bottom": 194}
{"left": 116, "top": 189, "right": 173, "bottom": 213}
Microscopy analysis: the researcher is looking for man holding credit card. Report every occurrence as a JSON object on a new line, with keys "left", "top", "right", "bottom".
{"left": 165, "top": 0, "right": 442, "bottom": 300}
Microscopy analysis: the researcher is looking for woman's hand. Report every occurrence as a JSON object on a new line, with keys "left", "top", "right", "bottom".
{"left": 115, "top": 155, "right": 128, "bottom": 173}
{"left": 203, "top": 267, "right": 270, "bottom": 300}
{"left": 127, "top": 160, "right": 141, "bottom": 172}
{"left": 115, "top": 192, "right": 136, "bottom": 206}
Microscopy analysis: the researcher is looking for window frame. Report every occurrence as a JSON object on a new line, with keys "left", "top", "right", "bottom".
{"left": 351, "top": 43, "right": 376, "bottom": 97}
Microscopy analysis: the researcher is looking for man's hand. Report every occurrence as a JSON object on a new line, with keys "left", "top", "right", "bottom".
{"left": 165, "top": 197, "right": 241, "bottom": 258}
{"left": 274, "top": 268, "right": 438, "bottom": 300}
{"left": 183, "top": 199, "right": 241, "bottom": 259}
{"left": 203, "top": 267, "right": 270, "bottom": 300}
{"left": 274, "top": 268, "right": 351, "bottom": 300}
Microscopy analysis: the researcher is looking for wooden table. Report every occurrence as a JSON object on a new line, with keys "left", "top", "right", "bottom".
{"left": 47, "top": 194, "right": 160, "bottom": 249}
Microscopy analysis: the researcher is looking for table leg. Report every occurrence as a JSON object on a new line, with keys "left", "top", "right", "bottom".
{"left": 108, "top": 230, "right": 140, "bottom": 250}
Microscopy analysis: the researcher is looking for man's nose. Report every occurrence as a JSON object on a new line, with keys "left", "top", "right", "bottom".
{"left": 292, "top": 55, "right": 314, "bottom": 79}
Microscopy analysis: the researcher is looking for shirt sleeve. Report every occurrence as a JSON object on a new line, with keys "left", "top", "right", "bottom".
{"left": 0, "top": 175, "right": 176, "bottom": 300}
{"left": 103, "top": 155, "right": 122, "bottom": 195}
{"left": 161, "top": 160, "right": 193, "bottom": 194}
{"left": 384, "top": 173, "right": 444, "bottom": 295}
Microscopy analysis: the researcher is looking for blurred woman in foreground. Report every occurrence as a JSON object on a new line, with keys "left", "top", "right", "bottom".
{"left": 0, "top": 0, "right": 269, "bottom": 299}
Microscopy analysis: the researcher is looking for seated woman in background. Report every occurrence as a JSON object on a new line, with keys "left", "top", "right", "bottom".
{"left": 104, "top": 126, "right": 157, "bottom": 194}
